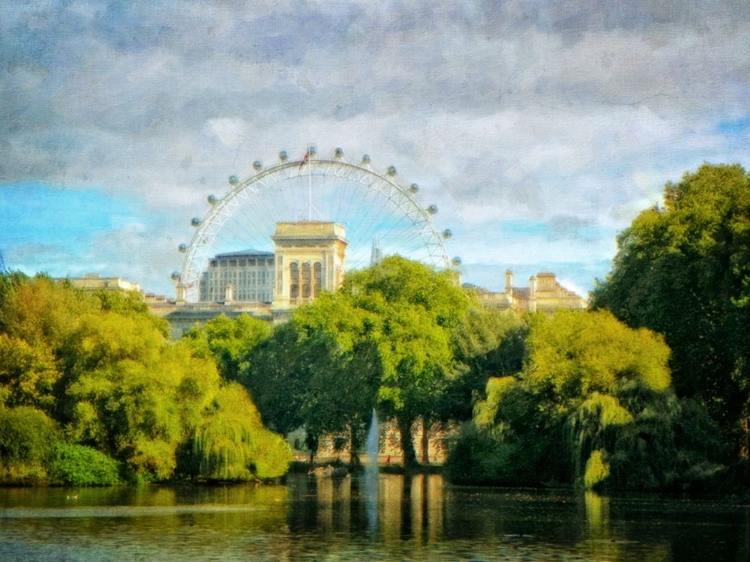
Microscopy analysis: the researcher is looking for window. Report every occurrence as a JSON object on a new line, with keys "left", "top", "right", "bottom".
{"left": 313, "top": 262, "right": 322, "bottom": 297}
{"left": 290, "top": 262, "right": 299, "bottom": 299}
{"left": 302, "top": 262, "right": 311, "bottom": 298}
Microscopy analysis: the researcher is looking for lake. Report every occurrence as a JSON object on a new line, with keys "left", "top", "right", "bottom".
{"left": 1, "top": 473, "right": 748, "bottom": 561}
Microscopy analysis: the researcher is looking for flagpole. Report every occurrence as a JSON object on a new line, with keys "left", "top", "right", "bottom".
{"left": 307, "top": 148, "right": 312, "bottom": 222}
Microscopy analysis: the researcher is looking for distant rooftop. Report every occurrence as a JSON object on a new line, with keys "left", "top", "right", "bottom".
{"left": 214, "top": 249, "right": 274, "bottom": 258}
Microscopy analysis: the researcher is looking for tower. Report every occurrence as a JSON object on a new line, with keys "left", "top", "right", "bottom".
{"left": 271, "top": 222, "right": 348, "bottom": 310}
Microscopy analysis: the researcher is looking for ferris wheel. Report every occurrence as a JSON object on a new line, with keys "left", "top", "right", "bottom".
{"left": 175, "top": 147, "right": 458, "bottom": 302}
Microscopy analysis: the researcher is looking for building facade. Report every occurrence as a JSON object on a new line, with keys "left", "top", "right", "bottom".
{"left": 473, "top": 269, "right": 587, "bottom": 313}
{"left": 67, "top": 273, "right": 143, "bottom": 294}
{"left": 271, "top": 222, "right": 347, "bottom": 311}
{"left": 198, "top": 249, "right": 275, "bottom": 304}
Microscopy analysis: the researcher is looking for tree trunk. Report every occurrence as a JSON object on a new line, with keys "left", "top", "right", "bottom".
{"left": 740, "top": 405, "right": 749, "bottom": 460}
{"left": 399, "top": 416, "right": 417, "bottom": 469}
{"left": 420, "top": 418, "right": 430, "bottom": 465}
{"left": 349, "top": 423, "right": 362, "bottom": 469}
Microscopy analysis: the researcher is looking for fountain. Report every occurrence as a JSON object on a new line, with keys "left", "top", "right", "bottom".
{"left": 366, "top": 409, "right": 380, "bottom": 467}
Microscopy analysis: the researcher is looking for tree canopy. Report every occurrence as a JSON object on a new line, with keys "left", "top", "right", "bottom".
{"left": 241, "top": 256, "right": 472, "bottom": 468}
{"left": 591, "top": 163, "right": 750, "bottom": 458}
{"left": 0, "top": 273, "right": 290, "bottom": 485}
{"left": 447, "top": 310, "right": 722, "bottom": 490}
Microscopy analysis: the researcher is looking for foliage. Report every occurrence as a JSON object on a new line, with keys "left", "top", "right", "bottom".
{"left": 0, "top": 274, "right": 290, "bottom": 485}
{"left": 523, "top": 309, "right": 671, "bottom": 401}
{"left": 448, "top": 309, "right": 723, "bottom": 490}
{"left": 0, "top": 334, "right": 60, "bottom": 412}
{"left": 93, "top": 289, "right": 170, "bottom": 338}
{"left": 183, "top": 314, "right": 271, "bottom": 380}
{"left": 584, "top": 450, "right": 610, "bottom": 490}
{"left": 300, "top": 256, "right": 471, "bottom": 467}
{"left": 240, "top": 322, "right": 313, "bottom": 437}
{"left": 0, "top": 406, "right": 59, "bottom": 485}
{"left": 51, "top": 444, "right": 122, "bottom": 486}
{"left": 340, "top": 257, "right": 471, "bottom": 467}
{"left": 447, "top": 308, "right": 528, "bottom": 420}
{"left": 242, "top": 299, "right": 380, "bottom": 464}
{"left": 591, "top": 163, "right": 750, "bottom": 458}
{"left": 190, "top": 383, "right": 291, "bottom": 480}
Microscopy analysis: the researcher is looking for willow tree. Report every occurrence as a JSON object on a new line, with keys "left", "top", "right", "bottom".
{"left": 449, "top": 310, "right": 720, "bottom": 490}
{"left": 191, "top": 383, "right": 291, "bottom": 480}
{"left": 592, "top": 163, "right": 750, "bottom": 458}
{"left": 0, "top": 273, "right": 289, "bottom": 484}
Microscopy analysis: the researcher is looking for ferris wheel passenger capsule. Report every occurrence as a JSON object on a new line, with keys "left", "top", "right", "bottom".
{"left": 387, "top": 166, "right": 397, "bottom": 176}
{"left": 442, "top": 229, "right": 453, "bottom": 240}
{"left": 308, "top": 146, "right": 317, "bottom": 156}
{"left": 171, "top": 271, "right": 181, "bottom": 281}
{"left": 253, "top": 161, "right": 263, "bottom": 171}
{"left": 409, "top": 183, "right": 419, "bottom": 194}
{"left": 279, "top": 151, "right": 288, "bottom": 162}
{"left": 427, "top": 204, "right": 438, "bottom": 215}
{"left": 452, "top": 257, "right": 462, "bottom": 267}
{"left": 191, "top": 217, "right": 201, "bottom": 227}
{"left": 334, "top": 147, "right": 344, "bottom": 158}
{"left": 362, "top": 154, "right": 371, "bottom": 165}
{"left": 178, "top": 243, "right": 188, "bottom": 253}
{"left": 207, "top": 194, "right": 217, "bottom": 205}
{"left": 228, "top": 175, "right": 239, "bottom": 186}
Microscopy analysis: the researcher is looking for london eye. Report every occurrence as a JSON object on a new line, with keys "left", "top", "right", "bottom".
{"left": 176, "top": 147, "right": 456, "bottom": 302}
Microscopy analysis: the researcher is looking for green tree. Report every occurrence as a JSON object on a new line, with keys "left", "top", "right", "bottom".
{"left": 240, "top": 322, "right": 312, "bottom": 438}
{"left": 59, "top": 312, "right": 189, "bottom": 480}
{"left": 0, "top": 273, "right": 290, "bottom": 484}
{"left": 0, "top": 406, "right": 60, "bottom": 485}
{"left": 289, "top": 295, "right": 381, "bottom": 466}
{"left": 446, "top": 306, "right": 529, "bottom": 421}
{"left": 183, "top": 314, "right": 271, "bottom": 380}
{"left": 51, "top": 443, "right": 122, "bottom": 486}
{"left": 190, "top": 383, "right": 291, "bottom": 481}
{"left": 448, "top": 310, "right": 719, "bottom": 490}
{"left": 591, "top": 163, "right": 750, "bottom": 458}
{"left": 299, "top": 256, "right": 471, "bottom": 468}
{"left": 0, "top": 334, "right": 60, "bottom": 412}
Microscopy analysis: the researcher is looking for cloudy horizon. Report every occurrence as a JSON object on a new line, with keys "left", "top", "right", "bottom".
{"left": 2, "top": 1, "right": 749, "bottom": 298}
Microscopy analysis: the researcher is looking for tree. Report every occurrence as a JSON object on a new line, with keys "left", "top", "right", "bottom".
{"left": 0, "top": 406, "right": 60, "bottom": 485}
{"left": 0, "top": 273, "right": 291, "bottom": 484}
{"left": 240, "top": 322, "right": 313, "bottom": 438}
{"left": 296, "top": 256, "right": 471, "bottom": 468}
{"left": 190, "top": 383, "right": 291, "bottom": 481}
{"left": 445, "top": 306, "right": 529, "bottom": 421}
{"left": 183, "top": 314, "right": 271, "bottom": 380}
{"left": 290, "top": 295, "right": 382, "bottom": 466}
{"left": 447, "top": 310, "right": 720, "bottom": 490}
{"left": 591, "top": 163, "right": 750, "bottom": 458}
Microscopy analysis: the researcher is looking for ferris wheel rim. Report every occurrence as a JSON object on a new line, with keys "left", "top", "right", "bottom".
{"left": 179, "top": 153, "right": 451, "bottom": 302}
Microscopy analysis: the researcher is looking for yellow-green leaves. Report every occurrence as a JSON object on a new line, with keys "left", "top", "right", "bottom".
{"left": 524, "top": 310, "right": 670, "bottom": 402}
{"left": 0, "top": 274, "right": 289, "bottom": 484}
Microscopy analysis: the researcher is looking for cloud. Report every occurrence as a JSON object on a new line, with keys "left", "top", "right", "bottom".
{"left": 1, "top": 1, "right": 749, "bottom": 296}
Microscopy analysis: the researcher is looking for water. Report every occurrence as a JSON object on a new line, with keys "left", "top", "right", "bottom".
{"left": 1, "top": 475, "right": 749, "bottom": 561}
{"left": 364, "top": 409, "right": 380, "bottom": 537}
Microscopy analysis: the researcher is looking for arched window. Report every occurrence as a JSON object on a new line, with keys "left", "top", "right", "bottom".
{"left": 313, "top": 262, "right": 322, "bottom": 297}
{"left": 290, "top": 262, "right": 299, "bottom": 299}
{"left": 302, "top": 262, "right": 311, "bottom": 298}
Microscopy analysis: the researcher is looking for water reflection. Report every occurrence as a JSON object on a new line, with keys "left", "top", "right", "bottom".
{"left": 2, "top": 475, "right": 749, "bottom": 561}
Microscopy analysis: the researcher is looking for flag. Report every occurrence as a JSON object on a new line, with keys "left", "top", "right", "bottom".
{"left": 299, "top": 149, "right": 310, "bottom": 169}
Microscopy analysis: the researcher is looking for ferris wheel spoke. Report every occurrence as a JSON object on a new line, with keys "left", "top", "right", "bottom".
{"left": 179, "top": 153, "right": 450, "bottom": 302}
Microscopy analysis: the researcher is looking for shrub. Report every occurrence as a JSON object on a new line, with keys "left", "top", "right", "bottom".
{"left": 0, "top": 406, "right": 59, "bottom": 485}
{"left": 51, "top": 443, "right": 122, "bottom": 486}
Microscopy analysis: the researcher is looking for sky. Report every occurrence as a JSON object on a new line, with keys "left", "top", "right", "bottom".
{"left": 2, "top": 1, "right": 749, "bottom": 299}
